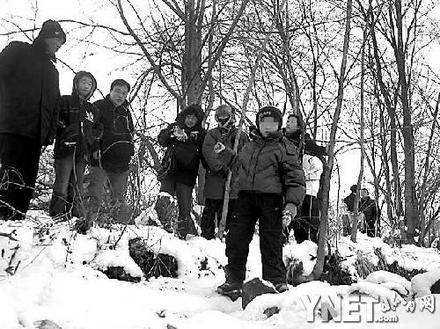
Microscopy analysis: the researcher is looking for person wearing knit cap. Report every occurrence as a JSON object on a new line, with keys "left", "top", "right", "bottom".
{"left": 216, "top": 105, "right": 305, "bottom": 297}
{"left": 200, "top": 104, "right": 248, "bottom": 240}
{"left": 0, "top": 19, "right": 66, "bottom": 221}
{"left": 49, "top": 71, "right": 102, "bottom": 222}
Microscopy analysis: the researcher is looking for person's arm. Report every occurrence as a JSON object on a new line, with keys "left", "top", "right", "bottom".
{"left": 127, "top": 107, "right": 135, "bottom": 141}
{"left": 304, "top": 133, "right": 327, "bottom": 157}
{"left": 0, "top": 42, "right": 22, "bottom": 80}
{"left": 282, "top": 139, "right": 306, "bottom": 206}
{"left": 202, "top": 131, "right": 227, "bottom": 174}
{"left": 157, "top": 123, "right": 177, "bottom": 147}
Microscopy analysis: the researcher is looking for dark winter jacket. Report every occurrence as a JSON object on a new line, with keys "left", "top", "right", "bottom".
{"left": 93, "top": 96, "right": 134, "bottom": 173}
{"left": 343, "top": 193, "right": 356, "bottom": 212}
{"left": 359, "top": 196, "right": 379, "bottom": 224}
{"left": 202, "top": 126, "right": 248, "bottom": 200}
{"left": 285, "top": 130, "right": 327, "bottom": 160}
{"left": 158, "top": 105, "right": 206, "bottom": 187}
{"left": 0, "top": 40, "right": 60, "bottom": 145}
{"left": 54, "top": 72, "right": 102, "bottom": 160}
{"left": 222, "top": 131, "right": 306, "bottom": 206}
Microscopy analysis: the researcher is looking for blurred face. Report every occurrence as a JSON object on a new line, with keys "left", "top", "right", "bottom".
{"left": 361, "top": 189, "right": 369, "bottom": 198}
{"left": 44, "top": 37, "right": 64, "bottom": 56}
{"left": 259, "top": 117, "right": 279, "bottom": 137}
{"left": 109, "top": 85, "right": 129, "bottom": 106}
{"left": 185, "top": 114, "right": 198, "bottom": 128}
{"left": 77, "top": 76, "right": 93, "bottom": 99}
{"left": 286, "top": 116, "right": 299, "bottom": 133}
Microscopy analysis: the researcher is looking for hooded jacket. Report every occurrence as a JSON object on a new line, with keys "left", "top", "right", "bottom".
{"left": 0, "top": 39, "right": 60, "bottom": 145}
{"left": 93, "top": 95, "right": 135, "bottom": 173}
{"left": 53, "top": 71, "right": 102, "bottom": 160}
{"left": 158, "top": 104, "right": 206, "bottom": 187}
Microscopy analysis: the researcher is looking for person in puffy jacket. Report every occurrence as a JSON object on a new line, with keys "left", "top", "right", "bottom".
{"left": 216, "top": 106, "right": 305, "bottom": 297}
{"left": 156, "top": 104, "right": 206, "bottom": 239}
{"left": 0, "top": 20, "right": 66, "bottom": 221}
{"left": 86, "top": 79, "right": 134, "bottom": 223}
{"left": 201, "top": 104, "right": 248, "bottom": 239}
{"left": 49, "top": 71, "right": 101, "bottom": 220}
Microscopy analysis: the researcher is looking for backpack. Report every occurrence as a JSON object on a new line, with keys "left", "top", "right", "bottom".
{"left": 157, "top": 145, "right": 176, "bottom": 181}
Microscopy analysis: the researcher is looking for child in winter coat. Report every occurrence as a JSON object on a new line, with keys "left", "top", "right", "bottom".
{"left": 201, "top": 105, "right": 248, "bottom": 239}
{"left": 216, "top": 106, "right": 305, "bottom": 297}
{"left": 49, "top": 71, "right": 101, "bottom": 219}
{"left": 156, "top": 104, "right": 206, "bottom": 239}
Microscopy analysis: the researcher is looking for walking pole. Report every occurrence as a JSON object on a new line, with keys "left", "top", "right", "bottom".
{"left": 217, "top": 0, "right": 287, "bottom": 239}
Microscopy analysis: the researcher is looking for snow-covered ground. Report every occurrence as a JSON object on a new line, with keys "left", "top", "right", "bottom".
{"left": 1, "top": 211, "right": 440, "bottom": 329}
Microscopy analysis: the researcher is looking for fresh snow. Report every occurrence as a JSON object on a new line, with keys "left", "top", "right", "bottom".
{"left": 1, "top": 211, "right": 440, "bottom": 329}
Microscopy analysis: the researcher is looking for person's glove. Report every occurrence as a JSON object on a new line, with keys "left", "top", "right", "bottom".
{"left": 214, "top": 142, "right": 226, "bottom": 154}
{"left": 282, "top": 203, "right": 297, "bottom": 229}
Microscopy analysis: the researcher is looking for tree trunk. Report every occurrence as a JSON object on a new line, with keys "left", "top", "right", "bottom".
{"left": 182, "top": 0, "right": 203, "bottom": 107}
{"left": 394, "top": 0, "right": 418, "bottom": 243}
{"left": 312, "top": 0, "right": 353, "bottom": 279}
{"left": 351, "top": 26, "right": 367, "bottom": 243}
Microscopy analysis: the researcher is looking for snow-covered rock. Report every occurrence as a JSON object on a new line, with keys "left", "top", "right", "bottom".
{"left": 411, "top": 268, "right": 440, "bottom": 298}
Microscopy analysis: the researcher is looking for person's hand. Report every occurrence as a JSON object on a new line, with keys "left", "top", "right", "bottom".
{"left": 282, "top": 203, "right": 297, "bottom": 229}
{"left": 214, "top": 142, "right": 226, "bottom": 154}
{"left": 173, "top": 126, "right": 187, "bottom": 141}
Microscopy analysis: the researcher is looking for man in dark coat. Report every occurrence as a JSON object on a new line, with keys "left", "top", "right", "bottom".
{"left": 342, "top": 184, "right": 358, "bottom": 236}
{"left": 359, "top": 188, "right": 379, "bottom": 237}
{"left": 201, "top": 104, "right": 248, "bottom": 239}
{"left": 0, "top": 20, "right": 66, "bottom": 221}
{"left": 86, "top": 79, "right": 134, "bottom": 223}
{"left": 156, "top": 104, "right": 206, "bottom": 239}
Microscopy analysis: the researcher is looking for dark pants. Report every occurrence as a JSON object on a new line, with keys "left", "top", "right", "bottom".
{"left": 160, "top": 179, "right": 195, "bottom": 238}
{"left": 86, "top": 166, "right": 130, "bottom": 222}
{"left": 225, "top": 192, "right": 285, "bottom": 285}
{"left": 289, "top": 194, "right": 320, "bottom": 243}
{"left": 365, "top": 219, "right": 376, "bottom": 237}
{"left": 0, "top": 134, "right": 41, "bottom": 221}
{"left": 49, "top": 154, "right": 86, "bottom": 218}
{"left": 201, "top": 198, "right": 236, "bottom": 240}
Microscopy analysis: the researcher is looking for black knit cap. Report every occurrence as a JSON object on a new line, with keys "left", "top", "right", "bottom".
{"left": 36, "top": 20, "right": 66, "bottom": 44}
{"left": 256, "top": 106, "right": 283, "bottom": 129}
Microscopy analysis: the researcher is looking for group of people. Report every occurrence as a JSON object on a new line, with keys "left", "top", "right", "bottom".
{"left": 343, "top": 184, "right": 380, "bottom": 237}
{"left": 0, "top": 20, "right": 135, "bottom": 226}
{"left": 156, "top": 102, "right": 331, "bottom": 295}
{"left": 1, "top": 19, "right": 380, "bottom": 296}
